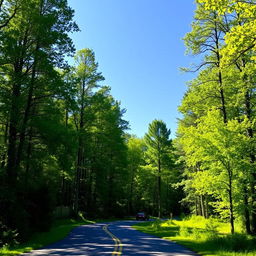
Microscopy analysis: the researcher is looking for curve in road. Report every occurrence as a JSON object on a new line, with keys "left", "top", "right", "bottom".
{"left": 22, "top": 220, "right": 200, "bottom": 256}
{"left": 103, "top": 224, "right": 122, "bottom": 255}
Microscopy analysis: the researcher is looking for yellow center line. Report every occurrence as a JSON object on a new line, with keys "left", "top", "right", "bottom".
{"left": 103, "top": 224, "right": 123, "bottom": 256}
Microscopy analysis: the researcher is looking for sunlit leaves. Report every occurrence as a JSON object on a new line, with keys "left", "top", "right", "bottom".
{"left": 197, "top": 0, "right": 256, "bottom": 64}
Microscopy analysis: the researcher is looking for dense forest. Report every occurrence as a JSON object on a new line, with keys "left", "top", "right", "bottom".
{"left": 0, "top": 0, "right": 180, "bottom": 244}
{"left": 177, "top": 0, "right": 256, "bottom": 235}
{"left": 1, "top": 0, "right": 256, "bottom": 248}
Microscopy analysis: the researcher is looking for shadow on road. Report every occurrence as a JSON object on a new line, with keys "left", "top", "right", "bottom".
{"left": 22, "top": 221, "right": 200, "bottom": 256}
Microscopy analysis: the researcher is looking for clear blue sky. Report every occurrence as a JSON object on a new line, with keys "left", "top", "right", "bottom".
{"left": 68, "top": 0, "right": 196, "bottom": 138}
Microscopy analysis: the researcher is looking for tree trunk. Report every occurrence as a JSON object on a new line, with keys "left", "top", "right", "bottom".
{"left": 74, "top": 142, "right": 83, "bottom": 216}
{"left": 228, "top": 169, "right": 235, "bottom": 234}
{"left": 6, "top": 82, "right": 20, "bottom": 187}
{"left": 74, "top": 80, "right": 86, "bottom": 216}
{"left": 198, "top": 196, "right": 202, "bottom": 216}
{"left": 16, "top": 50, "right": 38, "bottom": 169}
{"left": 157, "top": 159, "right": 161, "bottom": 218}
{"left": 25, "top": 126, "right": 33, "bottom": 186}
{"left": 250, "top": 172, "right": 256, "bottom": 234}
{"left": 129, "top": 165, "right": 135, "bottom": 214}
{"left": 195, "top": 197, "right": 198, "bottom": 215}
{"left": 200, "top": 195, "right": 205, "bottom": 218}
{"left": 108, "top": 174, "right": 114, "bottom": 216}
{"left": 214, "top": 19, "right": 228, "bottom": 124}
{"left": 244, "top": 88, "right": 256, "bottom": 234}
{"left": 205, "top": 196, "right": 209, "bottom": 219}
{"left": 229, "top": 188, "right": 235, "bottom": 234}
{"left": 1, "top": 122, "right": 8, "bottom": 169}
{"left": 243, "top": 186, "right": 251, "bottom": 234}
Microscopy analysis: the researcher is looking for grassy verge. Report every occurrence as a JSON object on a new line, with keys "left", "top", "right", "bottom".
{"left": 0, "top": 218, "right": 94, "bottom": 255}
{"left": 133, "top": 216, "right": 256, "bottom": 256}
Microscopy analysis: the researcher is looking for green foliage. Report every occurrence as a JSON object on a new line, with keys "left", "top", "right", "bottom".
{"left": 178, "top": 0, "right": 256, "bottom": 235}
{"left": 123, "top": 121, "right": 182, "bottom": 217}
{"left": 134, "top": 217, "right": 256, "bottom": 256}
{"left": 0, "top": 0, "right": 131, "bottom": 246}
{"left": 144, "top": 119, "right": 171, "bottom": 165}
{"left": 144, "top": 120, "right": 175, "bottom": 217}
{"left": 179, "top": 226, "right": 190, "bottom": 237}
{"left": 152, "top": 219, "right": 163, "bottom": 231}
{"left": 0, "top": 222, "right": 18, "bottom": 248}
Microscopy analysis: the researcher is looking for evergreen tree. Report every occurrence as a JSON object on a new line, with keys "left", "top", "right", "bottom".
{"left": 144, "top": 120, "right": 172, "bottom": 218}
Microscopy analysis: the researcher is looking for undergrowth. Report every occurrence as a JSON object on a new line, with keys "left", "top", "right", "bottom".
{"left": 133, "top": 216, "right": 256, "bottom": 256}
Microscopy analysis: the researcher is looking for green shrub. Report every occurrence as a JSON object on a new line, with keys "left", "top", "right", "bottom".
{"left": 204, "top": 219, "right": 218, "bottom": 239}
{"left": 191, "top": 228, "right": 204, "bottom": 239}
{"left": 0, "top": 222, "right": 19, "bottom": 247}
{"left": 152, "top": 219, "right": 162, "bottom": 231}
{"left": 179, "top": 226, "right": 190, "bottom": 237}
{"left": 166, "top": 219, "right": 174, "bottom": 226}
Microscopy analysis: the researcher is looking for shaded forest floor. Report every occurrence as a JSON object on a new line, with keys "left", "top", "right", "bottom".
{"left": 133, "top": 216, "right": 256, "bottom": 256}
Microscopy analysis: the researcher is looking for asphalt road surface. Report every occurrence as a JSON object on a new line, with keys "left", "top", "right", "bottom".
{"left": 22, "top": 220, "right": 200, "bottom": 256}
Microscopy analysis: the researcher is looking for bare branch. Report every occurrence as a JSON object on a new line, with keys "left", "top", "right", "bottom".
{"left": 0, "top": 0, "right": 20, "bottom": 30}
{"left": 0, "top": 0, "right": 4, "bottom": 12}
{"left": 183, "top": 61, "right": 217, "bottom": 73}
{"left": 0, "top": 4, "right": 17, "bottom": 29}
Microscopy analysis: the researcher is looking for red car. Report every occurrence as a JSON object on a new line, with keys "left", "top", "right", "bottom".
{"left": 136, "top": 212, "right": 149, "bottom": 221}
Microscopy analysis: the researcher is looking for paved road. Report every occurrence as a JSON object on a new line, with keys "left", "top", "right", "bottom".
{"left": 23, "top": 220, "right": 199, "bottom": 256}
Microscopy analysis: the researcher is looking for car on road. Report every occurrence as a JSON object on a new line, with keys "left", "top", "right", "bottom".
{"left": 136, "top": 212, "right": 149, "bottom": 221}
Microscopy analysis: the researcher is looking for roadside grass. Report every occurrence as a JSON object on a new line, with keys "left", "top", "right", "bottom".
{"left": 133, "top": 216, "right": 256, "bottom": 256}
{"left": 0, "top": 218, "right": 94, "bottom": 255}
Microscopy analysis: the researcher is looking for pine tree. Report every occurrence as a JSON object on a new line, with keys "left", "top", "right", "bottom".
{"left": 145, "top": 120, "right": 171, "bottom": 218}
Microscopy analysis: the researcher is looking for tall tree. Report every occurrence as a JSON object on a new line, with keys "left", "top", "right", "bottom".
{"left": 178, "top": 0, "right": 256, "bottom": 234}
{"left": 0, "top": 0, "right": 78, "bottom": 234}
{"left": 71, "top": 48, "right": 104, "bottom": 216}
{"left": 144, "top": 120, "right": 171, "bottom": 218}
{"left": 126, "top": 136, "right": 145, "bottom": 214}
